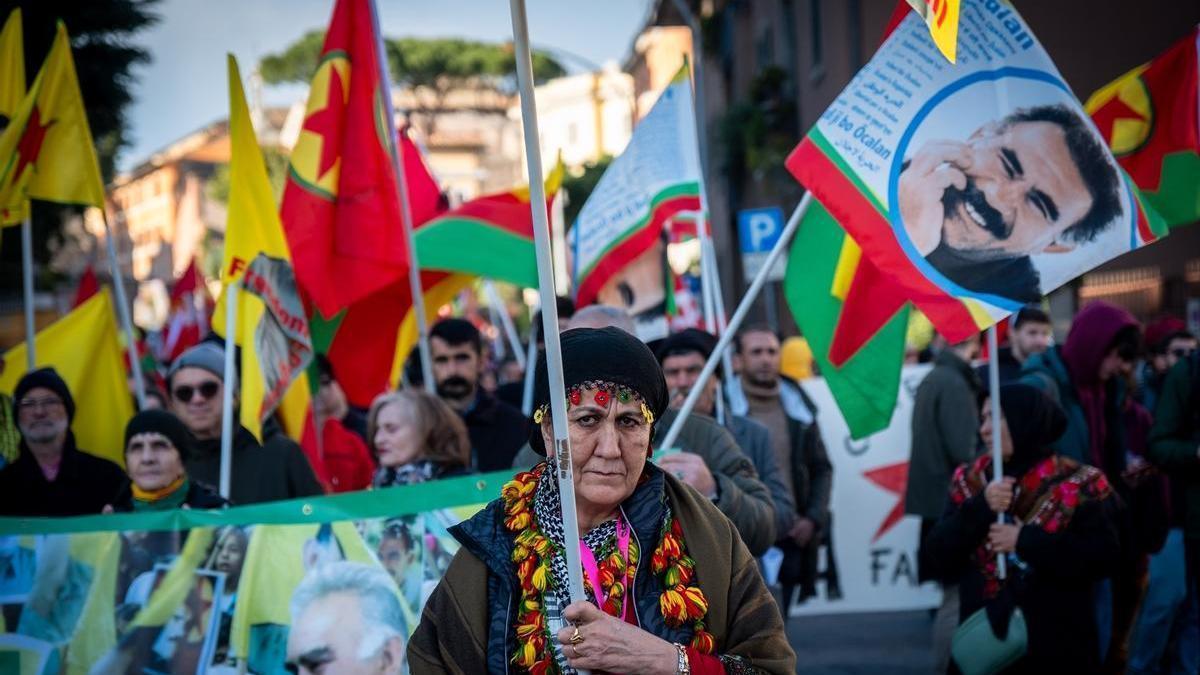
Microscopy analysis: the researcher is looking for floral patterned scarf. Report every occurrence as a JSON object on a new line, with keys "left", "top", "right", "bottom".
{"left": 949, "top": 454, "right": 1113, "bottom": 597}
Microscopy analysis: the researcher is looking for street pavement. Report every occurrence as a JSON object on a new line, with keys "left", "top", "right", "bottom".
{"left": 785, "top": 610, "right": 933, "bottom": 674}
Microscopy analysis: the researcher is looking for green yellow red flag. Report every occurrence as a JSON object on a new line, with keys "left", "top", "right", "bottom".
{"left": 784, "top": 202, "right": 909, "bottom": 439}
{"left": 0, "top": 288, "right": 135, "bottom": 466}
{"left": 0, "top": 22, "right": 105, "bottom": 214}
{"left": 1085, "top": 25, "right": 1200, "bottom": 228}
{"left": 212, "top": 55, "right": 312, "bottom": 442}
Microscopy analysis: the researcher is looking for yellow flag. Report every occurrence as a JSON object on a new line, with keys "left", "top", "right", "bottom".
{"left": 212, "top": 55, "right": 312, "bottom": 441}
{"left": 0, "top": 22, "right": 105, "bottom": 213}
{"left": 229, "top": 523, "right": 380, "bottom": 660}
{"left": 0, "top": 9, "right": 24, "bottom": 125}
{"left": 0, "top": 288, "right": 134, "bottom": 466}
{"left": 0, "top": 8, "right": 28, "bottom": 225}
{"left": 906, "top": 0, "right": 960, "bottom": 64}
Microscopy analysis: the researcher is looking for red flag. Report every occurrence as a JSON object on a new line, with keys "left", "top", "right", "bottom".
{"left": 71, "top": 265, "right": 98, "bottom": 308}
{"left": 160, "top": 259, "right": 211, "bottom": 364}
{"left": 281, "top": 0, "right": 409, "bottom": 317}
{"left": 310, "top": 131, "right": 449, "bottom": 407}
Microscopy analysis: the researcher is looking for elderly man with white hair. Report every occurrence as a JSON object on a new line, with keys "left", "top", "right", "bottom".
{"left": 287, "top": 561, "right": 407, "bottom": 675}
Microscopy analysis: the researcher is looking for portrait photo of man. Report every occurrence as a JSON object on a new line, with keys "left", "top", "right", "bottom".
{"left": 898, "top": 103, "right": 1123, "bottom": 304}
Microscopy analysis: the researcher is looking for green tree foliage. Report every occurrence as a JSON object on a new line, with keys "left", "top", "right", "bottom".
{"left": 2, "top": 0, "right": 161, "bottom": 181}
{"left": 260, "top": 32, "right": 565, "bottom": 90}
{"left": 562, "top": 155, "right": 612, "bottom": 225}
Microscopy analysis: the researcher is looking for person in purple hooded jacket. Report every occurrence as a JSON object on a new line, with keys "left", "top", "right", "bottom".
{"left": 1021, "top": 301, "right": 1167, "bottom": 672}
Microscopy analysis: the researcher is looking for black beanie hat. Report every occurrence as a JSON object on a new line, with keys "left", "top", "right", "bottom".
{"left": 124, "top": 410, "right": 194, "bottom": 461}
{"left": 531, "top": 327, "right": 668, "bottom": 455}
{"left": 13, "top": 367, "right": 75, "bottom": 422}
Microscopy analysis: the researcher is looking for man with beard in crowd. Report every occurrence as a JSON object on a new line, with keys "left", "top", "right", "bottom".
{"left": 899, "top": 104, "right": 1123, "bottom": 304}
{"left": 0, "top": 368, "right": 125, "bottom": 516}
{"left": 728, "top": 325, "right": 834, "bottom": 600}
{"left": 428, "top": 318, "right": 529, "bottom": 472}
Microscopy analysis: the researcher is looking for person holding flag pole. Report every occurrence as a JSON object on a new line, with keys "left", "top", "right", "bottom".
{"left": 409, "top": 3, "right": 793, "bottom": 674}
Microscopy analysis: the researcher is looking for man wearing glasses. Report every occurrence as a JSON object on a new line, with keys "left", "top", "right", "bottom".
{"left": 0, "top": 367, "right": 126, "bottom": 516}
{"left": 168, "top": 342, "right": 322, "bottom": 505}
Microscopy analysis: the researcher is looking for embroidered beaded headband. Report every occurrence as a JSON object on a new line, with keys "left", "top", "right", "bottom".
{"left": 532, "top": 379, "right": 655, "bottom": 426}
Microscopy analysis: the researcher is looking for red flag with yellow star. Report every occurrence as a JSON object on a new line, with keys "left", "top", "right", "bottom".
{"left": 0, "top": 22, "right": 105, "bottom": 214}
{"left": 280, "top": 0, "right": 411, "bottom": 317}
{"left": 1085, "top": 26, "right": 1200, "bottom": 228}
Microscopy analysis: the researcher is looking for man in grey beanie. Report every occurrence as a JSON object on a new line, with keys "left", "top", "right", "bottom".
{"left": 168, "top": 341, "right": 323, "bottom": 504}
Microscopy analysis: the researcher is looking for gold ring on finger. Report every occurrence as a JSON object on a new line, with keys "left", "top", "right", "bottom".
{"left": 569, "top": 626, "right": 584, "bottom": 644}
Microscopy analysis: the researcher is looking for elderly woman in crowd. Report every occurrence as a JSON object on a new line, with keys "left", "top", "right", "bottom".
{"left": 410, "top": 327, "right": 794, "bottom": 674}
{"left": 107, "top": 410, "right": 226, "bottom": 512}
{"left": 369, "top": 389, "right": 473, "bottom": 488}
{"left": 921, "top": 383, "right": 1122, "bottom": 673}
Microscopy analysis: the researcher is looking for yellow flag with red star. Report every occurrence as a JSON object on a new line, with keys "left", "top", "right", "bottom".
{"left": 0, "top": 21, "right": 106, "bottom": 215}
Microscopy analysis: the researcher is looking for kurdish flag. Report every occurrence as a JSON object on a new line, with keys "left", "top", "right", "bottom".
{"left": 280, "top": 0, "right": 411, "bottom": 317}
{"left": 298, "top": 130, "right": 449, "bottom": 408}
{"left": 0, "top": 21, "right": 106, "bottom": 214}
{"left": 414, "top": 158, "right": 564, "bottom": 288}
{"left": 572, "top": 64, "right": 703, "bottom": 307}
{"left": 213, "top": 56, "right": 313, "bottom": 442}
{"left": 785, "top": 202, "right": 909, "bottom": 439}
{"left": 786, "top": 0, "right": 1165, "bottom": 345}
{"left": 1086, "top": 25, "right": 1200, "bottom": 228}
{"left": 0, "top": 8, "right": 26, "bottom": 225}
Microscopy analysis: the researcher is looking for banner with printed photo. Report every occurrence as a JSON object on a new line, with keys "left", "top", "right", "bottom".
{"left": 0, "top": 474, "right": 503, "bottom": 674}
{"left": 786, "top": 0, "right": 1166, "bottom": 344}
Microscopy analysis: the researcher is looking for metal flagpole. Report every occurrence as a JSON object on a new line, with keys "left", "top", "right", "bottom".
{"left": 20, "top": 211, "right": 36, "bottom": 369}
{"left": 486, "top": 280, "right": 526, "bottom": 370}
{"left": 986, "top": 325, "right": 1007, "bottom": 578}
{"left": 660, "top": 192, "right": 812, "bottom": 450}
{"left": 219, "top": 281, "right": 239, "bottom": 499}
{"left": 509, "top": 0, "right": 588, "bottom": 609}
{"left": 521, "top": 323, "right": 539, "bottom": 416}
{"left": 704, "top": 241, "right": 737, "bottom": 387}
{"left": 102, "top": 212, "right": 146, "bottom": 409}
{"left": 368, "top": 0, "right": 435, "bottom": 394}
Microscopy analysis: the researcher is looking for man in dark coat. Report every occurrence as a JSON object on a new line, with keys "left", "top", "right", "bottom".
{"left": 168, "top": 343, "right": 323, "bottom": 505}
{"left": 905, "top": 333, "right": 982, "bottom": 673}
{"left": 0, "top": 368, "right": 126, "bottom": 516}
{"left": 728, "top": 326, "right": 834, "bottom": 605}
{"left": 428, "top": 318, "right": 529, "bottom": 472}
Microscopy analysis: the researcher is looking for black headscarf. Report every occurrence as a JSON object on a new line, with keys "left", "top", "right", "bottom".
{"left": 995, "top": 383, "right": 1067, "bottom": 477}
{"left": 530, "top": 327, "right": 668, "bottom": 455}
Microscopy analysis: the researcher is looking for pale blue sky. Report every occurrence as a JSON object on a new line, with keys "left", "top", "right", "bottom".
{"left": 120, "top": 0, "right": 651, "bottom": 170}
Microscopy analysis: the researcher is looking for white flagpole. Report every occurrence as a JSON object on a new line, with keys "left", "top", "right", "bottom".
{"left": 102, "top": 212, "right": 146, "bottom": 409}
{"left": 486, "top": 280, "right": 526, "bottom": 370}
{"left": 521, "top": 323, "right": 539, "bottom": 416}
{"left": 986, "top": 325, "right": 1007, "bottom": 578}
{"left": 20, "top": 211, "right": 36, "bottom": 369}
{"left": 509, "top": 0, "right": 588, "bottom": 609}
{"left": 660, "top": 193, "right": 812, "bottom": 450}
{"left": 219, "top": 281, "right": 239, "bottom": 499}
{"left": 368, "top": 0, "right": 435, "bottom": 394}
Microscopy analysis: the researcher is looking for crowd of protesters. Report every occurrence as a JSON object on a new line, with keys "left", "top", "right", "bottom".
{"left": 0, "top": 294, "right": 1198, "bottom": 673}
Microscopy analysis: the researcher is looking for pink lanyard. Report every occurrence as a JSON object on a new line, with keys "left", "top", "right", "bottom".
{"left": 579, "top": 517, "right": 631, "bottom": 616}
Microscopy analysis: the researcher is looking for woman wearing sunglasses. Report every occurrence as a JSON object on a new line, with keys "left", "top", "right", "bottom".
{"left": 166, "top": 342, "right": 324, "bottom": 505}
